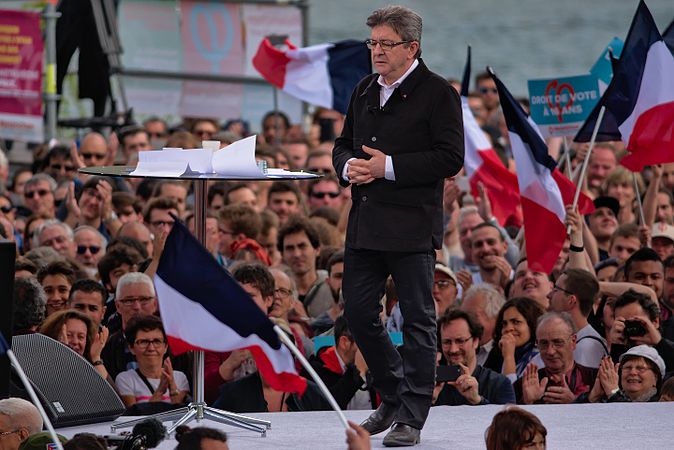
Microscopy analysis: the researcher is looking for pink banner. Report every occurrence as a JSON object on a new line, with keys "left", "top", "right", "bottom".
{"left": 0, "top": 10, "right": 43, "bottom": 142}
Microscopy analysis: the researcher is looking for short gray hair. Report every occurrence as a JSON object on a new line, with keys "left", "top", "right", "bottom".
{"left": 366, "top": 5, "right": 422, "bottom": 55}
{"left": 13, "top": 277, "right": 47, "bottom": 331}
{"left": 462, "top": 284, "right": 505, "bottom": 319}
{"left": 74, "top": 225, "right": 108, "bottom": 248}
{"left": 537, "top": 311, "right": 577, "bottom": 335}
{"left": 270, "top": 268, "right": 298, "bottom": 299}
{"left": 116, "top": 272, "right": 155, "bottom": 299}
{"left": 35, "top": 219, "right": 74, "bottom": 248}
{"left": 25, "top": 173, "right": 57, "bottom": 192}
{"left": 0, "top": 398, "right": 43, "bottom": 434}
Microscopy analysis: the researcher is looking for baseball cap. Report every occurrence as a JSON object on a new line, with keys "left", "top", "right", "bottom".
{"left": 620, "top": 344, "right": 666, "bottom": 379}
{"left": 593, "top": 196, "right": 620, "bottom": 218}
{"left": 19, "top": 432, "right": 68, "bottom": 450}
{"left": 652, "top": 222, "right": 674, "bottom": 244}
{"left": 435, "top": 263, "right": 457, "bottom": 284}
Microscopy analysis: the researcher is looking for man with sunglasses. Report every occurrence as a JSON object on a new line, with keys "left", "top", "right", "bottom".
{"left": 307, "top": 176, "right": 344, "bottom": 213}
{"left": 73, "top": 225, "right": 107, "bottom": 277}
{"left": 79, "top": 132, "right": 110, "bottom": 167}
{"left": 43, "top": 145, "right": 76, "bottom": 183}
{"left": 23, "top": 174, "right": 57, "bottom": 218}
{"left": 475, "top": 71, "right": 501, "bottom": 125}
{"left": 332, "top": 5, "right": 463, "bottom": 446}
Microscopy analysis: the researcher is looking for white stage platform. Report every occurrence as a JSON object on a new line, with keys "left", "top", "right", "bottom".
{"left": 59, "top": 403, "right": 672, "bottom": 449}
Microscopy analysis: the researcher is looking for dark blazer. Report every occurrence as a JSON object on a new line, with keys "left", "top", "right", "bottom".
{"left": 333, "top": 58, "right": 464, "bottom": 252}
{"left": 435, "top": 365, "right": 515, "bottom": 406}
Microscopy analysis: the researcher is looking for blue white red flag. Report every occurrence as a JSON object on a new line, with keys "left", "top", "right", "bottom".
{"left": 460, "top": 47, "right": 522, "bottom": 227}
{"left": 154, "top": 219, "right": 307, "bottom": 394}
{"left": 252, "top": 38, "right": 371, "bottom": 114}
{"left": 490, "top": 70, "right": 594, "bottom": 274}
{"left": 574, "top": 1, "right": 674, "bottom": 172}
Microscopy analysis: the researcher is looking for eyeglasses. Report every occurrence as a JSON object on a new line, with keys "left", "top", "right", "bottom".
{"left": 537, "top": 335, "right": 573, "bottom": 350}
{"left": 148, "top": 132, "right": 168, "bottom": 138}
{"left": 621, "top": 364, "right": 652, "bottom": 374}
{"left": 0, "top": 205, "right": 14, "bottom": 213}
{"left": 81, "top": 152, "right": 107, "bottom": 160}
{"left": 0, "top": 429, "right": 20, "bottom": 438}
{"left": 551, "top": 284, "right": 574, "bottom": 296}
{"left": 274, "top": 288, "right": 292, "bottom": 298}
{"left": 77, "top": 245, "right": 101, "bottom": 255}
{"left": 365, "top": 39, "right": 412, "bottom": 51}
{"left": 25, "top": 189, "right": 51, "bottom": 198}
{"left": 150, "top": 220, "right": 175, "bottom": 228}
{"left": 310, "top": 192, "right": 340, "bottom": 199}
{"left": 49, "top": 164, "right": 76, "bottom": 172}
{"left": 433, "top": 279, "right": 455, "bottom": 290}
{"left": 479, "top": 87, "right": 498, "bottom": 94}
{"left": 134, "top": 338, "right": 166, "bottom": 348}
{"left": 441, "top": 337, "right": 472, "bottom": 347}
{"left": 194, "top": 129, "right": 214, "bottom": 137}
{"left": 118, "top": 296, "right": 155, "bottom": 307}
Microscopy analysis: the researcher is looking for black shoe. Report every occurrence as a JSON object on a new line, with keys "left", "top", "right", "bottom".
{"left": 383, "top": 423, "right": 421, "bottom": 447}
{"left": 360, "top": 402, "right": 397, "bottom": 435}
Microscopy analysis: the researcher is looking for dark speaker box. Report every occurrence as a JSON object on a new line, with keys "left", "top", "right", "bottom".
{"left": 10, "top": 333, "right": 125, "bottom": 427}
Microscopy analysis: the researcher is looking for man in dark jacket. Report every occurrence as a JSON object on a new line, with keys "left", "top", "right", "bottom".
{"left": 332, "top": 5, "right": 463, "bottom": 447}
{"left": 434, "top": 309, "right": 514, "bottom": 406}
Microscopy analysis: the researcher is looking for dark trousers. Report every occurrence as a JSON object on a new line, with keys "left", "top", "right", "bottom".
{"left": 343, "top": 247, "right": 436, "bottom": 429}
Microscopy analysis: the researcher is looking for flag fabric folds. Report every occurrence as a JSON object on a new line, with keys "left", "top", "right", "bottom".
{"left": 252, "top": 38, "right": 371, "bottom": 114}
{"left": 155, "top": 219, "right": 307, "bottom": 394}
{"left": 574, "top": 1, "right": 674, "bottom": 172}
{"left": 460, "top": 46, "right": 522, "bottom": 227}
{"left": 491, "top": 70, "right": 594, "bottom": 274}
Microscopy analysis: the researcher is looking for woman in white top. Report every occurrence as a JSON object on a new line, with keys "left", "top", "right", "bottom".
{"left": 115, "top": 314, "right": 189, "bottom": 407}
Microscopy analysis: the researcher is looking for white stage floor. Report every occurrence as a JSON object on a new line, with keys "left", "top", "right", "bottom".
{"left": 59, "top": 403, "right": 672, "bottom": 449}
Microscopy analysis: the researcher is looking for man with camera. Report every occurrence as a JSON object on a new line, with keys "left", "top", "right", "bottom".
{"left": 433, "top": 309, "right": 514, "bottom": 406}
{"left": 608, "top": 289, "right": 674, "bottom": 373}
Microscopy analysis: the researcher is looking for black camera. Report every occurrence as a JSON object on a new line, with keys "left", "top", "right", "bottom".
{"left": 623, "top": 319, "right": 647, "bottom": 338}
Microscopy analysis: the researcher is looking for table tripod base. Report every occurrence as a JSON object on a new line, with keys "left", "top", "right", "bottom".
{"left": 111, "top": 402, "right": 271, "bottom": 437}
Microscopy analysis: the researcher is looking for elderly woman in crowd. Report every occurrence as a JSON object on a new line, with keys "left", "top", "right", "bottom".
{"left": 484, "top": 297, "right": 545, "bottom": 383}
{"left": 588, "top": 345, "right": 665, "bottom": 403}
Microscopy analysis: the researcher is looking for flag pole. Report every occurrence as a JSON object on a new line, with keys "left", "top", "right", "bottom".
{"left": 567, "top": 105, "right": 606, "bottom": 234}
{"left": 6, "top": 349, "right": 64, "bottom": 450}
{"left": 273, "top": 325, "right": 349, "bottom": 430}
{"left": 562, "top": 136, "right": 573, "bottom": 178}
{"left": 633, "top": 173, "right": 646, "bottom": 225}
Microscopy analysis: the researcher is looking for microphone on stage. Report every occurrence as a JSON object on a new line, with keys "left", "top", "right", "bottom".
{"left": 103, "top": 418, "right": 166, "bottom": 449}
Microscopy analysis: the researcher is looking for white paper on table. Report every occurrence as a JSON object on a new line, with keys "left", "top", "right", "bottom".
{"left": 160, "top": 148, "right": 214, "bottom": 173}
{"left": 265, "top": 168, "right": 320, "bottom": 179}
{"left": 212, "top": 135, "right": 264, "bottom": 177}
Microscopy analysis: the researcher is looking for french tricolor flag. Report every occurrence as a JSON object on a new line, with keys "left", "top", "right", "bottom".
{"left": 252, "top": 38, "right": 371, "bottom": 114}
{"left": 155, "top": 219, "right": 306, "bottom": 395}
{"left": 575, "top": 1, "right": 674, "bottom": 171}
{"left": 460, "top": 47, "right": 522, "bottom": 227}
{"left": 491, "top": 71, "right": 594, "bottom": 274}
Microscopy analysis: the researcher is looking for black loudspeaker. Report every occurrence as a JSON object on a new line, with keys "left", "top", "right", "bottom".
{"left": 10, "top": 333, "right": 125, "bottom": 427}
{"left": 0, "top": 241, "right": 16, "bottom": 399}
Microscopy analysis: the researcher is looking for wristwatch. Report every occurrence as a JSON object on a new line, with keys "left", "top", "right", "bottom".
{"left": 92, "top": 360, "right": 104, "bottom": 366}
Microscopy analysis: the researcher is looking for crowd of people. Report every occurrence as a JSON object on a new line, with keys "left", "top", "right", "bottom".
{"left": 2, "top": 45, "right": 674, "bottom": 449}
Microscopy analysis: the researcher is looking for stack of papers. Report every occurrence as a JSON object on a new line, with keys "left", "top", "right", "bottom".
{"left": 130, "top": 135, "right": 318, "bottom": 179}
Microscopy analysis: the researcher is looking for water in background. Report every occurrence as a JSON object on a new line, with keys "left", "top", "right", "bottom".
{"left": 308, "top": 0, "right": 673, "bottom": 96}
